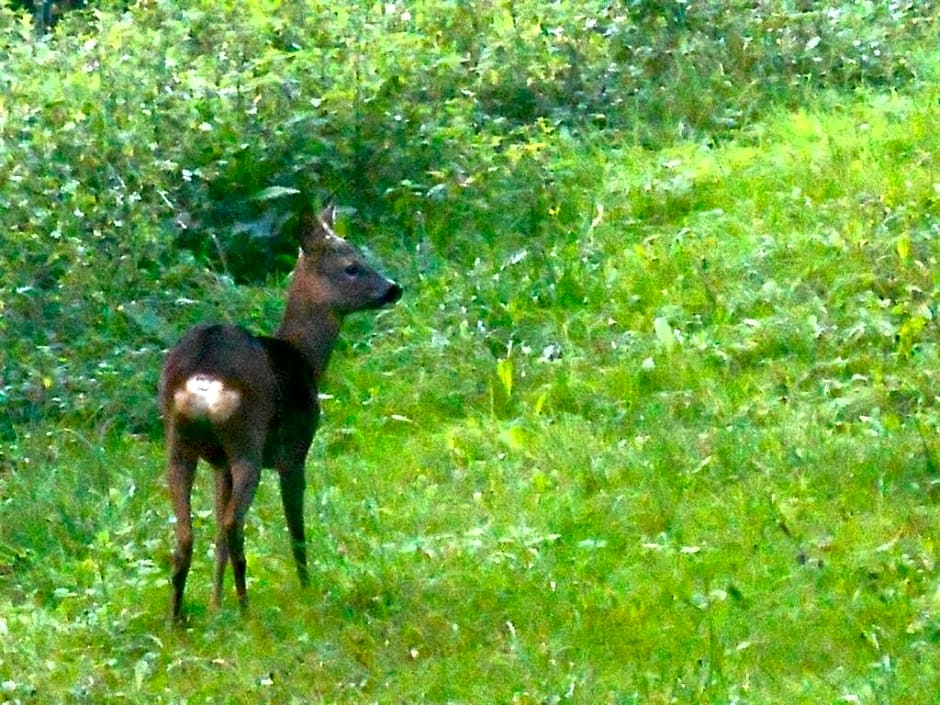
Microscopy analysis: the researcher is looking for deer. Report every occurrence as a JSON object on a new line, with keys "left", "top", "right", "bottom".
{"left": 158, "top": 204, "right": 402, "bottom": 621}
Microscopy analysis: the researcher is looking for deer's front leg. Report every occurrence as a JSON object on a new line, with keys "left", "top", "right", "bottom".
{"left": 279, "top": 460, "right": 309, "bottom": 587}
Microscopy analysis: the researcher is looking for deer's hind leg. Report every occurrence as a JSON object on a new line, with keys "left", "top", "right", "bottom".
{"left": 218, "top": 454, "right": 262, "bottom": 611}
{"left": 167, "top": 440, "right": 199, "bottom": 621}
{"left": 211, "top": 464, "right": 233, "bottom": 610}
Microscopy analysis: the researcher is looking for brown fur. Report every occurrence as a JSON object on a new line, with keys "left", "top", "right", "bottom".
{"left": 159, "top": 205, "right": 402, "bottom": 620}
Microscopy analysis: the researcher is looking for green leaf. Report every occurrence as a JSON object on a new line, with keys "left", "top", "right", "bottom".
{"left": 251, "top": 186, "right": 301, "bottom": 201}
{"left": 496, "top": 357, "right": 513, "bottom": 398}
{"left": 653, "top": 317, "right": 677, "bottom": 353}
{"left": 896, "top": 233, "right": 911, "bottom": 262}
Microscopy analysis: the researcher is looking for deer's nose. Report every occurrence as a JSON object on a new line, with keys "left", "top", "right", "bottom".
{"left": 382, "top": 282, "right": 403, "bottom": 305}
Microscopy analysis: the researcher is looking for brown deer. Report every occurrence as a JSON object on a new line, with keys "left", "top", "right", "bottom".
{"left": 158, "top": 204, "right": 402, "bottom": 620}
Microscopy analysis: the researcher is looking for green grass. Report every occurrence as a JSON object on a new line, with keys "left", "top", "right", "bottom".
{"left": 4, "top": 89, "right": 940, "bottom": 703}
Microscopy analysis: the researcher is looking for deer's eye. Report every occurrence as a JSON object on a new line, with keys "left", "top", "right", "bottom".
{"left": 344, "top": 263, "right": 362, "bottom": 277}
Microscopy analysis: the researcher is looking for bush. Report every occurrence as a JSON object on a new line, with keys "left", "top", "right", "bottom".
{"left": 0, "top": 0, "right": 937, "bottom": 436}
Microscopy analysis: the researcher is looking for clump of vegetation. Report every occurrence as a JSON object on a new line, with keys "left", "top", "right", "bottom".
{"left": 0, "top": 0, "right": 934, "bottom": 424}
{"left": 1, "top": 1, "right": 940, "bottom": 702}
{"left": 2, "top": 0, "right": 937, "bottom": 432}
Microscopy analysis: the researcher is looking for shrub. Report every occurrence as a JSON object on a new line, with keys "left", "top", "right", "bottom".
{"left": 0, "top": 0, "right": 937, "bottom": 435}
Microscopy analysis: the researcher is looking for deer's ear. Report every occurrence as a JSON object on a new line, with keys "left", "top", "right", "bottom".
{"left": 298, "top": 203, "right": 335, "bottom": 252}
{"left": 318, "top": 202, "right": 336, "bottom": 228}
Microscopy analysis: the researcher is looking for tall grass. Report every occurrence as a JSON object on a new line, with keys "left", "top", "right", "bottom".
{"left": 3, "top": 85, "right": 940, "bottom": 701}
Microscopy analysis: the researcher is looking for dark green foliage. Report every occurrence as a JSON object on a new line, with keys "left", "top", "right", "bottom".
{"left": 8, "top": 0, "right": 89, "bottom": 32}
{"left": 1, "top": 0, "right": 938, "bottom": 434}
{"left": 0, "top": 0, "right": 936, "bottom": 433}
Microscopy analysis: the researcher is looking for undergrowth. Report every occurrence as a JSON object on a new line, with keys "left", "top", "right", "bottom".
{"left": 2, "top": 1, "right": 940, "bottom": 703}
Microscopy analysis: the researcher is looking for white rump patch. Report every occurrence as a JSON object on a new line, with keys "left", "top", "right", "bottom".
{"left": 173, "top": 374, "right": 241, "bottom": 423}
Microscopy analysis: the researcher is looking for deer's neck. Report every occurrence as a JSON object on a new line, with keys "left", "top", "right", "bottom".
{"left": 275, "top": 300, "right": 342, "bottom": 382}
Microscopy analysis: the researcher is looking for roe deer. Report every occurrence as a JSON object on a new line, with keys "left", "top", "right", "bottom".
{"left": 158, "top": 204, "right": 402, "bottom": 620}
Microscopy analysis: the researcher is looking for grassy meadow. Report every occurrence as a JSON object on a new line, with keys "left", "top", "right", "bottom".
{"left": 2, "top": 2, "right": 940, "bottom": 703}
